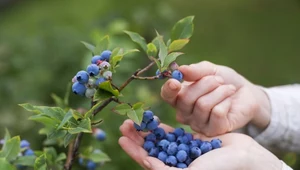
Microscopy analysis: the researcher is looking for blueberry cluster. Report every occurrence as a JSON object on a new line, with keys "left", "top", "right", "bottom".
{"left": 92, "top": 128, "right": 106, "bottom": 141}
{"left": 78, "top": 150, "right": 104, "bottom": 170}
{"left": 20, "top": 140, "right": 35, "bottom": 156}
{"left": 156, "top": 62, "right": 183, "bottom": 81}
{"left": 72, "top": 50, "right": 113, "bottom": 98}
{"left": 134, "top": 111, "right": 222, "bottom": 168}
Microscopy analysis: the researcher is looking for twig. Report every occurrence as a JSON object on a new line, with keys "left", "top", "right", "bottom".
{"left": 132, "top": 75, "right": 159, "bottom": 80}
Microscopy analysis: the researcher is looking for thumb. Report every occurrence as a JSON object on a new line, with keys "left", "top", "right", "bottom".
{"left": 161, "top": 79, "right": 181, "bottom": 106}
{"left": 179, "top": 61, "right": 218, "bottom": 82}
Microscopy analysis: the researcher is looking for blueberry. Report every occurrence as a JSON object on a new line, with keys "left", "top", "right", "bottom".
{"left": 134, "top": 122, "right": 147, "bottom": 131}
{"left": 158, "top": 151, "right": 168, "bottom": 163}
{"left": 72, "top": 82, "right": 87, "bottom": 96}
{"left": 166, "top": 156, "right": 177, "bottom": 167}
{"left": 189, "top": 140, "right": 198, "bottom": 148}
{"left": 103, "top": 71, "right": 112, "bottom": 79}
{"left": 87, "top": 64, "right": 100, "bottom": 76}
{"left": 158, "top": 139, "right": 170, "bottom": 151}
{"left": 85, "top": 88, "right": 96, "bottom": 98}
{"left": 166, "top": 133, "right": 176, "bottom": 142}
{"left": 172, "top": 70, "right": 183, "bottom": 81}
{"left": 24, "top": 149, "right": 34, "bottom": 156}
{"left": 143, "top": 141, "right": 155, "bottom": 151}
{"left": 185, "top": 133, "right": 193, "bottom": 141}
{"left": 167, "top": 142, "right": 178, "bottom": 155}
{"left": 99, "top": 61, "right": 111, "bottom": 69}
{"left": 20, "top": 140, "right": 30, "bottom": 148}
{"left": 185, "top": 157, "right": 193, "bottom": 165}
{"left": 86, "top": 160, "right": 96, "bottom": 170}
{"left": 173, "top": 128, "right": 185, "bottom": 137}
{"left": 176, "top": 135, "right": 189, "bottom": 144}
{"left": 153, "top": 127, "right": 166, "bottom": 140}
{"left": 156, "top": 69, "right": 165, "bottom": 79}
{"left": 100, "top": 50, "right": 112, "bottom": 61}
{"left": 200, "top": 141, "right": 212, "bottom": 154}
{"left": 195, "top": 139, "right": 203, "bottom": 147}
{"left": 149, "top": 147, "right": 159, "bottom": 157}
{"left": 78, "top": 157, "right": 84, "bottom": 165}
{"left": 143, "top": 110, "right": 154, "bottom": 123}
{"left": 178, "top": 144, "right": 190, "bottom": 154}
{"left": 94, "top": 129, "right": 106, "bottom": 141}
{"left": 176, "top": 150, "right": 188, "bottom": 162}
{"left": 76, "top": 70, "right": 89, "bottom": 84}
{"left": 145, "top": 133, "right": 156, "bottom": 142}
{"left": 176, "top": 163, "right": 188, "bottom": 168}
{"left": 95, "top": 77, "right": 106, "bottom": 86}
{"left": 190, "top": 147, "right": 201, "bottom": 159}
{"left": 211, "top": 139, "right": 222, "bottom": 149}
{"left": 146, "top": 119, "right": 159, "bottom": 131}
{"left": 91, "top": 55, "right": 102, "bottom": 64}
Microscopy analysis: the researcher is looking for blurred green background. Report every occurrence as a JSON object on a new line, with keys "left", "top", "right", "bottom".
{"left": 0, "top": 0, "right": 300, "bottom": 169}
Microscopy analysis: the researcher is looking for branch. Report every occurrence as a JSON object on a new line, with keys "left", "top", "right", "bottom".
{"left": 64, "top": 133, "right": 83, "bottom": 170}
{"left": 132, "top": 75, "right": 159, "bottom": 80}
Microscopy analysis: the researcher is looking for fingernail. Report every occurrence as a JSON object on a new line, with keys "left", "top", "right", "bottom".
{"left": 229, "top": 85, "right": 236, "bottom": 91}
{"left": 169, "top": 82, "right": 177, "bottom": 91}
{"left": 215, "top": 76, "right": 224, "bottom": 83}
{"left": 143, "top": 160, "right": 151, "bottom": 169}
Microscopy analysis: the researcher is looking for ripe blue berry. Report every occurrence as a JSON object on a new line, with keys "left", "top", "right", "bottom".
{"left": 185, "top": 157, "right": 193, "bottom": 165}
{"left": 76, "top": 71, "right": 89, "bottom": 84}
{"left": 72, "top": 82, "right": 87, "bottom": 96}
{"left": 172, "top": 70, "right": 183, "bottom": 81}
{"left": 185, "top": 133, "right": 193, "bottom": 141}
{"left": 167, "top": 142, "right": 178, "bottom": 155}
{"left": 189, "top": 140, "right": 198, "bottom": 148}
{"left": 176, "top": 163, "right": 187, "bottom": 168}
{"left": 145, "top": 133, "right": 156, "bottom": 142}
{"left": 190, "top": 147, "right": 201, "bottom": 159}
{"left": 78, "top": 158, "right": 84, "bottom": 165}
{"left": 143, "top": 141, "right": 155, "bottom": 151}
{"left": 153, "top": 127, "right": 165, "bottom": 140}
{"left": 134, "top": 122, "right": 147, "bottom": 131}
{"left": 93, "top": 128, "right": 106, "bottom": 141}
{"left": 166, "top": 133, "right": 176, "bottom": 142}
{"left": 100, "top": 50, "right": 112, "bottom": 61}
{"left": 148, "top": 147, "right": 159, "bottom": 157}
{"left": 146, "top": 119, "right": 159, "bottom": 131}
{"left": 173, "top": 128, "right": 185, "bottom": 137}
{"left": 176, "top": 150, "right": 188, "bottom": 162}
{"left": 91, "top": 55, "right": 102, "bottom": 64}
{"left": 95, "top": 77, "right": 106, "bottom": 86}
{"left": 166, "top": 156, "right": 177, "bottom": 167}
{"left": 195, "top": 139, "right": 203, "bottom": 147}
{"left": 158, "top": 139, "right": 170, "bottom": 151}
{"left": 200, "top": 141, "right": 212, "bottom": 154}
{"left": 20, "top": 140, "right": 30, "bottom": 148}
{"left": 87, "top": 64, "right": 100, "bottom": 76}
{"left": 143, "top": 110, "right": 154, "bottom": 123}
{"left": 176, "top": 135, "right": 189, "bottom": 144}
{"left": 86, "top": 160, "right": 96, "bottom": 170}
{"left": 24, "top": 149, "right": 34, "bottom": 156}
{"left": 156, "top": 69, "right": 165, "bottom": 79}
{"left": 177, "top": 144, "right": 190, "bottom": 154}
{"left": 211, "top": 139, "right": 222, "bottom": 149}
{"left": 158, "top": 151, "right": 168, "bottom": 163}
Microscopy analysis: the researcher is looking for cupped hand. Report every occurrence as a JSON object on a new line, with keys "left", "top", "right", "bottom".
{"left": 161, "top": 61, "right": 271, "bottom": 136}
{"left": 118, "top": 120, "right": 281, "bottom": 170}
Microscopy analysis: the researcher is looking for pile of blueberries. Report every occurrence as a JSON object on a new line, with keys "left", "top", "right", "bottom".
{"left": 134, "top": 110, "right": 222, "bottom": 168}
{"left": 72, "top": 50, "right": 113, "bottom": 98}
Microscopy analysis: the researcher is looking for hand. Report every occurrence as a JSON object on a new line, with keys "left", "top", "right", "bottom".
{"left": 161, "top": 61, "right": 271, "bottom": 136}
{"left": 118, "top": 120, "right": 282, "bottom": 170}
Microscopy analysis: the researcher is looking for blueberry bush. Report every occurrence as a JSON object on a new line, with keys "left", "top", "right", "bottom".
{"left": 0, "top": 16, "right": 222, "bottom": 170}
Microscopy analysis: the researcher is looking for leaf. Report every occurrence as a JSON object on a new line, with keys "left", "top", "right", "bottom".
{"left": 93, "top": 81, "right": 119, "bottom": 102}
{"left": 14, "top": 155, "right": 36, "bottom": 166}
{"left": 162, "top": 52, "right": 184, "bottom": 69}
{"left": 94, "top": 35, "right": 109, "bottom": 55}
{"left": 28, "top": 115, "right": 58, "bottom": 127}
{"left": 63, "top": 133, "right": 76, "bottom": 148}
{"left": 124, "top": 31, "right": 147, "bottom": 52}
{"left": 168, "top": 39, "right": 190, "bottom": 52}
{"left": 19, "top": 104, "right": 65, "bottom": 121}
{"left": 157, "top": 34, "right": 168, "bottom": 67}
{"left": 132, "top": 102, "right": 144, "bottom": 110}
{"left": 47, "top": 130, "right": 67, "bottom": 140}
{"left": 68, "top": 118, "right": 92, "bottom": 134}
{"left": 146, "top": 43, "right": 158, "bottom": 58}
{"left": 127, "top": 102, "right": 145, "bottom": 125}
{"left": 1, "top": 129, "right": 11, "bottom": 150}
{"left": 44, "top": 147, "right": 57, "bottom": 164}
{"left": 171, "top": 16, "right": 194, "bottom": 41}
{"left": 110, "top": 55, "right": 123, "bottom": 72}
{"left": 55, "top": 153, "right": 66, "bottom": 163}
{"left": 0, "top": 136, "right": 20, "bottom": 161}
{"left": 112, "top": 104, "right": 132, "bottom": 116}
{"left": 72, "top": 110, "right": 84, "bottom": 121}
{"left": 0, "top": 158, "right": 14, "bottom": 170}
{"left": 63, "top": 82, "right": 71, "bottom": 106}
{"left": 89, "top": 151, "right": 111, "bottom": 163}
{"left": 110, "top": 47, "right": 121, "bottom": 57}
{"left": 84, "top": 101, "right": 103, "bottom": 118}
{"left": 57, "top": 110, "right": 73, "bottom": 129}
{"left": 50, "top": 94, "right": 64, "bottom": 108}
{"left": 123, "top": 49, "right": 139, "bottom": 56}
{"left": 149, "top": 56, "right": 161, "bottom": 70}
{"left": 81, "top": 41, "right": 95, "bottom": 53}
{"left": 34, "top": 154, "right": 47, "bottom": 170}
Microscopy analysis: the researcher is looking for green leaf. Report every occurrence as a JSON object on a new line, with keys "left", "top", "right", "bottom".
{"left": 34, "top": 154, "right": 47, "bottom": 170}
{"left": 44, "top": 147, "right": 57, "bottom": 164}
{"left": 171, "top": 16, "right": 194, "bottom": 41}
{"left": 94, "top": 35, "right": 109, "bottom": 55}
{"left": 19, "top": 104, "right": 65, "bottom": 121}
{"left": 57, "top": 110, "right": 73, "bottom": 129}
{"left": 55, "top": 153, "right": 66, "bottom": 163}
{"left": 72, "top": 110, "right": 84, "bottom": 121}
{"left": 28, "top": 115, "right": 58, "bottom": 127}
{"left": 81, "top": 41, "right": 95, "bottom": 53}
{"left": 94, "top": 90, "right": 112, "bottom": 102}
{"left": 68, "top": 118, "right": 92, "bottom": 134}
{"left": 112, "top": 104, "right": 132, "bottom": 116}
{"left": 168, "top": 39, "right": 190, "bottom": 52}
{"left": 127, "top": 102, "right": 145, "bottom": 125}
{"left": 14, "top": 156, "right": 36, "bottom": 166}
{"left": 0, "top": 158, "right": 15, "bottom": 170}
{"left": 84, "top": 101, "right": 104, "bottom": 118}
{"left": 123, "top": 49, "right": 139, "bottom": 56}
{"left": 124, "top": 31, "right": 147, "bottom": 52}
{"left": 50, "top": 94, "right": 64, "bottom": 108}
{"left": 63, "top": 82, "right": 71, "bottom": 106}
{"left": 63, "top": 133, "right": 76, "bottom": 148}
{"left": 1, "top": 129, "right": 11, "bottom": 150}
{"left": 132, "top": 102, "right": 144, "bottom": 110}
{"left": 93, "top": 81, "right": 119, "bottom": 102}
{"left": 157, "top": 34, "right": 168, "bottom": 67}
{"left": 162, "top": 52, "right": 184, "bottom": 69}
{"left": 0, "top": 136, "right": 20, "bottom": 161}
{"left": 146, "top": 43, "right": 158, "bottom": 58}
{"left": 110, "top": 55, "right": 123, "bottom": 72}
{"left": 89, "top": 151, "right": 111, "bottom": 163}
{"left": 47, "top": 130, "right": 67, "bottom": 140}
{"left": 110, "top": 47, "right": 121, "bottom": 57}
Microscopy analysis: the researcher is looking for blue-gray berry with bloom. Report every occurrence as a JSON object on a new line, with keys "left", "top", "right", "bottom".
{"left": 24, "top": 149, "right": 35, "bottom": 156}
{"left": 176, "top": 150, "right": 188, "bottom": 162}
{"left": 20, "top": 140, "right": 30, "bottom": 148}
{"left": 95, "top": 77, "right": 106, "bottom": 86}
{"left": 72, "top": 82, "right": 87, "bottom": 96}
{"left": 166, "top": 156, "right": 177, "bottom": 167}
{"left": 146, "top": 119, "right": 159, "bottom": 131}
{"left": 100, "top": 50, "right": 112, "bottom": 61}
{"left": 76, "top": 70, "right": 89, "bottom": 84}
{"left": 91, "top": 55, "right": 102, "bottom": 64}
{"left": 142, "top": 110, "right": 154, "bottom": 123}
{"left": 87, "top": 64, "right": 100, "bottom": 76}
{"left": 172, "top": 70, "right": 183, "bottom": 81}
{"left": 211, "top": 139, "right": 222, "bottom": 149}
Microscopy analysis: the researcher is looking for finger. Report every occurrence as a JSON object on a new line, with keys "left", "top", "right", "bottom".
{"left": 191, "top": 84, "right": 236, "bottom": 128}
{"left": 144, "top": 157, "right": 179, "bottom": 170}
{"left": 179, "top": 61, "right": 218, "bottom": 82}
{"left": 119, "top": 120, "right": 144, "bottom": 146}
{"left": 118, "top": 136, "right": 148, "bottom": 169}
{"left": 176, "top": 75, "right": 224, "bottom": 115}
{"left": 161, "top": 79, "right": 181, "bottom": 106}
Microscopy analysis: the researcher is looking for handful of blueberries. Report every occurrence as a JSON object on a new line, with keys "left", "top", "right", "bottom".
{"left": 134, "top": 110, "right": 222, "bottom": 168}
